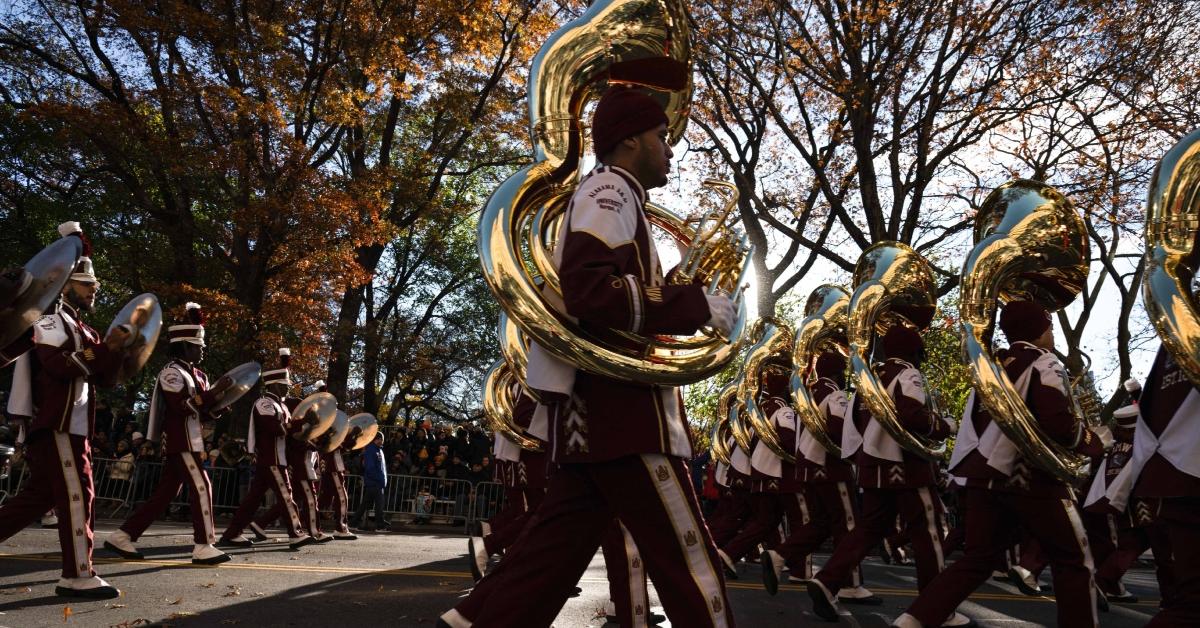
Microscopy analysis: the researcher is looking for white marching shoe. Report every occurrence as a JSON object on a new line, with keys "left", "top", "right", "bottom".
{"left": 892, "top": 612, "right": 975, "bottom": 628}
{"left": 192, "top": 543, "right": 232, "bottom": 565}
{"left": 55, "top": 575, "right": 120, "bottom": 599}
{"left": 103, "top": 530, "right": 145, "bottom": 560}
{"left": 40, "top": 513, "right": 59, "bottom": 528}
{"left": 838, "top": 585, "right": 882, "bottom": 606}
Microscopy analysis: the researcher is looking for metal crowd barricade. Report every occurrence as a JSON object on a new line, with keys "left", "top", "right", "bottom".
{"left": 470, "top": 481, "right": 507, "bottom": 528}
{"left": 378, "top": 474, "right": 476, "bottom": 528}
{"left": 92, "top": 456, "right": 137, "bottom": 516}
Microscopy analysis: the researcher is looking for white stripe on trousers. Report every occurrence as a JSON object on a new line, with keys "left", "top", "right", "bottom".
{"left": 269, "top": 467, "right": 303, "bottom": 532}
{"left": 619, "top": 521, "right": 648, "bottom": 628}
{"left": 640, "top": 454, "right": 729, "bottom": 627}
{"left": 298, "top": 478, "right": 319, "bottom": 535}
{"left": 179, "top": 453, "right": 215, "bottom": 543}
{"left": 915, "top": 486, "right": 945, "bottom": 571}
{"left": 835, "top": 482, "right": 862, "bottom": 586}
{"left": 794, "top": 492, "right": 814, "bottom": 579}
{"left": 53, "top": 432, "right": 90, "bottom": 577}
{"left": 1062, "top": 498, "right": 1100, "bottom": 628}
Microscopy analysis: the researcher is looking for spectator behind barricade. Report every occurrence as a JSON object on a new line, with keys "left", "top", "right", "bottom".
{"left": 119, "top": 422, "right": 136, "bottom": 446}
{"left": 413, "top": 482, "right": 434, "bottom": 525}
{"left": 92, "top": 430, "right": 114, "bottom": 458}
{"left": 478, "top": 455, "right": 491, "bottom": 479}
{"left": 352, "top": 432, "right": 388, "bottom": 532}
{"left": 445, "top": 454, "right": 471, "bottom": 483}
{"left": 467, "top": 460, "right": 490, "bottom": 486}
{"left": 95, "top": 400, "right": 114, "bottom": 442}
{"left": 467, "top": 424, "right": 490, "bottom": 463}
{"left": 108, "top": 439, "right": 135, "bottom": 499}
{"left": 132, "top": 431, "right": 147, "bottom": 451}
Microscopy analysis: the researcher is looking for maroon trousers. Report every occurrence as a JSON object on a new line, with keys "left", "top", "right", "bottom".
{"left": 222, "top": 465, "right": 303, "bottom": 540}
{"left": 255, "top": 470, "right": 320, "bottom": 537}
{"left": 814, "top": 485, "right": 946, "bottom": 594}
{"left": 483, "top": 487, "right": 545, "bottom": 557}
{"left": 775, "top": 481, "right": 860, "bottom": 583}
{"left": 0, "top": 431, "right": 95, "bottom": 578}
{"left": 720, "top": 491, "right": 799, "bottom": 562}
{"left": 451, "top": 454, "right": 734, "bottom": 628}
{"left": 1146, "top": 497, "right": 1200, "bottom": 627}
{"left": 317, "top": 469, "right": 350, "bottom": 534}
{"left": 707, "top": 486, "right": 751, "bottom": 548}
{"left": 906, "top": 488, "right": 1097, "bottom": 628}
{"left": 120, "top": 452, "right": 215, "bottom": 544}
{"left": 601, "top": 520, "right": 651, "bottom": 626}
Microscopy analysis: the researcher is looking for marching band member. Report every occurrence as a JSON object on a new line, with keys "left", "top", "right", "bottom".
{"left": 764, "top": 351, "right": 876, "bottom": 604}
{"left": 439, "top": 86, "right": 736, "bottom": 628}
{"left": 708, "top": 430, "right": 752, "bottom": 549}
{"left": 250, "top": 397, "right": 332, "bottom": 543}
{"left": 1083, "top": 403, "right": 1173, "bottom": 605}
{"left": 893, "top": 301, "right": 1105, "bottom": 628}
{"left": 218, "top": 348, "right": 315, "bottom": 550}
{"left": 105, "top": 302, "right": 232, "bottom": 565}
{"left": 1117, "top": 344, "right": 1200, "bottom": 626}
{"left": 716, "top": 359, "right": 800, "bottom": 580}
{"left": 0, "top": 222, "right": 142, "bottom": 599}
{"left": 315, "top": 383, "right": 357, "bottom": 541}
{"left": 807, "top": 324, "right": 961, "bottom": 624}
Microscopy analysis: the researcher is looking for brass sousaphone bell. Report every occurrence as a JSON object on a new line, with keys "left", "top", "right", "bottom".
{"left": 960, "top": 179, "right": 1091, "bottom": 482}
{"left": 848, "top": 241, "right": 946, "bottom": 461}
{"left": 719, "top": 378, "right": 753, "bottom": 454}
{"left": 476, "top": 0, "right": 754, "bottom": 386}
{"left": 289, "top": 392, "right": 338, "bottom": 444}
{"left": 482, "top": 358, "right": 544, "bottom": 452}
{"left": 343, "top": 413, "right": 379, "bottom": 451}
{"left": 790, "top": 285, "right": 852, "bottom": 459}
{"left": 739, "top": 317, "right": 796, "bottom": 463}
{"left": 709, "top": 409, "right": 734, "bottom": 465}
{"left": 1144, "top": 128, "right": 1200, "bottom": 387}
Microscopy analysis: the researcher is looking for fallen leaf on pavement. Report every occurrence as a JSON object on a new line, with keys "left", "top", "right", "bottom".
{"left": 168, "top": 598, "right": 182, "bottom": 605}
{"left": 106, "top": 603, "right": 127, "bottom": 609}
{"left": 200, "top": 583, "right": 216, "bottom": 589}
{"left": 63, "top": 606, "right": 73, "bottom": 622}
{"left": 167, "top": 611, "right": 196, "bottom": 619}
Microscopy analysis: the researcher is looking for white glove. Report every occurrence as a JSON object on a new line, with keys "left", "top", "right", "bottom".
{"left": 704, "top": 293, "right": 735, "bottom": 337}
{"left": 1092, "top": 425, "right": 1115, "bottom": 450}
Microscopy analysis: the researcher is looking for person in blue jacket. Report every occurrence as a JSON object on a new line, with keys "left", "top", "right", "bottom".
{"left": 352, "top": 432, "right": 388, "bottom": 531}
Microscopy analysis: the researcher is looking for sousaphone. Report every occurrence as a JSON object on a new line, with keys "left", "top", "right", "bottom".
{"left": 961, "top": 180, "right": 1091, "bottom": 481}
{"left": 739, "top": 317, "right": 796, "bottom": 463}
{"left": 790, "top": 285, "right": 851, "bottom": 459}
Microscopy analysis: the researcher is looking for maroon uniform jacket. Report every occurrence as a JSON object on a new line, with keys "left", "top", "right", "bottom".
{"left": 749, "top": 395, "right": 800, "bottom": 492}
{"left": 26, "top": 304, "right": 123, "bottom": 437}
{"left": 282, "top": 420, "right": 319, "bottom": 481}
{"left": 797, "top": 378, "right": 855, "bottom": 484}
{"left": 551, "top": 165, "right": 710, "bottom": 463}
{"left": 1134, "top": 347, "right": 1200, "bottom": 498}
{"left": 1084, "top": 439, "right": 1138, "bottom": 526}
{"left": 951, "top": 342, "right": 1103, "bottom": 499}
{"left": 249, "top": 393, "right": 289, "bottom": 467}
{"left": 149, "top": 358, "right": 219, "bottom": 455}
{"left": 851, "top": 358, "right": 950, "bottom": 489}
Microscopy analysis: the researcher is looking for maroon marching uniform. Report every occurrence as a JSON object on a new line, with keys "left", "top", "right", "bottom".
{"left": 220, "top": 391, "right": 306, "bottom": 541}
{"left": 707, "top": 437, "right": 752, "bottom": 548}
{"left": 770, "top": 373, "right": 866, "bottom": 591}
{"left": 254, "top": 420, "right": 324, "bottom": 538}
{"left": 717, "top": 374, "right": 803, "bottom": 573}
{"left": 809, "top": 355, "right": 953, "bottom": 616}
{"left": 318, "top": 447, "right": 352, "bottom": 535}
{"left": 441, "top": 163, "right": 732, "bottom": 628}
{"left": 117, "top": 358, "right": 220, "bottom": 545}
{"left": 898, "top": 340, "right": 1105, "bottom": 628}
{"left": 1127, "top": 347, "right": 1200, "bottom": 626}
{"left": 0, "top": 302, "right": 125, "bottom": 581}
{"left": 480, "top": 387, "right": 547, "bottom": 557}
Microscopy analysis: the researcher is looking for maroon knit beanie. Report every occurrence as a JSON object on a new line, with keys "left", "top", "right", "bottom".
{"left": 999, "top": 300, "right": 1052, "bottom": 343}
{"left": 591, "top": 87, "right": 668, "bottom": 158}
{"left": 882, "top": 325, "right": 923, "bottom": 359}
{"left": 815, "top": 352, "right": 847, "bottom": 379}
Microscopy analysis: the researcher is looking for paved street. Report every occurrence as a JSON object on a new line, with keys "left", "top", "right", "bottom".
{"left": 0, "top": 520, "right": 1162, "bottom": 627}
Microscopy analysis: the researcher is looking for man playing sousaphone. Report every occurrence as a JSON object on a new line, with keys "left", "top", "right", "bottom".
{"left": 893, "top": 301, "right": 1105, "bottom": 628}
{"left": 439, "top": 87, "right": 736, "bottom": 628}
{"left": 105, "top": 302, "right": 233, "bottom": 565}
{"left": 0, "top": 221, "right": 149, "bottom": 599}
{"left": 808, "top": 324, "right": 962, "bottom": 624}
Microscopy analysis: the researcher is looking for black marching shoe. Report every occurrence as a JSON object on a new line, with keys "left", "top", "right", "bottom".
{"left": 218, "top": 536, "right": 254, "bottom": 548}
{"left": 289, "top": 535, "right": 317, "bottom": 550}
{"left": 248, "top": 522, "right": 270, "bottom": 542}
{"left": 55, "top": 576, "right": 121, "bottom": 600}
{"left": 806, "top": 579, "right": 839, "bottom": 622}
